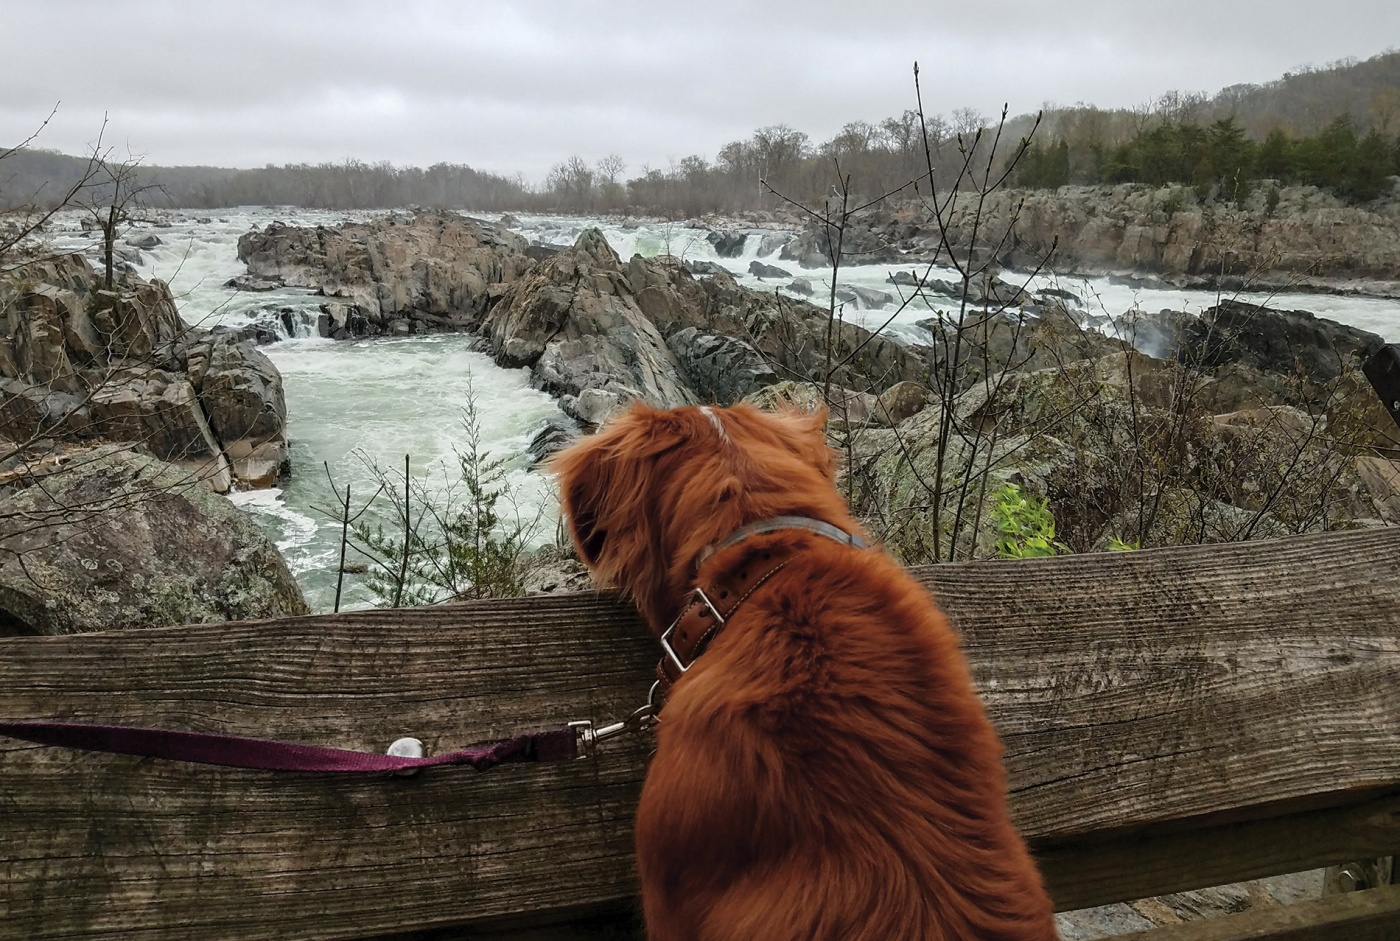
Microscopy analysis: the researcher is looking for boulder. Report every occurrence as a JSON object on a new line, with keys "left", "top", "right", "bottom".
{"left": 744, "top": 380, "right": 876, "bottom": 423}
{"left": 748, "top": 260, "right": 792, "bottom": 280}
{"left": 835, "top": 285, "right": 895, "bottom": 309}
{"left": 756, "top": 232, "right": 792, "bottom": 257}
{"left": 1035, "top": 286, "right": 1082, "bottom": 305}
{"left": 875, "top": 381, "right": 930, "bottom": 425}
{"left": 0, "top": 379, "right": 90, "bottom": 439}
{"left": 785, "top": 278, "right": 814, "bottom": 296}
{"left": 211, "top": 318, "right": 283, "bottom": 346}
{"left": 684, "top": 259, "right": 735, "bottom": 277}
{"left": 525, "top": 419, "right": 578, "bottom": 465}
{"left": 706, "top": 229, "right": 748, "bottom": 258}
{"left": 667, "top": 328, "right": 778, "bottom": 405}
{"left": 185, "top": 334, "right": 290, "bottom": 484}
{"left": 224, "top": 273, "right": 285, "bottom": 292}
{"left": 1354, "top": 457, "right": 1400, "bottom": 524}
{"left": 0, "top": 446, "right": 308, "bottom": 636}
{"left": 124, "top": 233, "right": 162, "bottom": 250}
{"left": 86, "top": 367, "right": 224, "bottom": 462}
{"left": 1183, "top": 300, "right": 1385, "bottom": 383}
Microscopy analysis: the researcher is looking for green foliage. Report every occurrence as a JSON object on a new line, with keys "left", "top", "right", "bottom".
{"left": 1015, "top": 138, "right": 1071, "bottom": 189}
{"left": 1107, "top": 536, "right": 1141, "bottom": 552}
{"left": 990, "top": 484, "right": 1067, "bottom": 559}
{"left": 1021, "top": 112, "right": 1397, "bottom": 205}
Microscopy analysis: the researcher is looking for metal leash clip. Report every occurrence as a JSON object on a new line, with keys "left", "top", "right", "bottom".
{"left": 570, "top": 689, "right": 659, "bottom": 760}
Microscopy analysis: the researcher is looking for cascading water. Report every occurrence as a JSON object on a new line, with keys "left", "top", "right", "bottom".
{"left": 36, "top": 208, "right": 1400, "bottom": 611}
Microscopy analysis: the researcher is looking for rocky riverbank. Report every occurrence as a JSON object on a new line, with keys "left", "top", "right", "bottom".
{"left": 0, "top": 253, "right": 307, "bottom": 633}
{"left": 237, "top": 210, "right": 923, "bottom": 426}
{"left": 0, "top": 254, "right": 291, "bottom": 490}
{"left": 779, "top": 183, "right": 1400, "bottom": 294}
{"left": 0, "top": 445, "right": 308, "bottom": 635}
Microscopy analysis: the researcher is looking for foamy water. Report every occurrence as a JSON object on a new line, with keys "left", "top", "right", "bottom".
{"left": 47, "top": 208, "right": 566, "bottom": 612}
{"left": 37, "top": 208, "right": 1400, "bottom": 610}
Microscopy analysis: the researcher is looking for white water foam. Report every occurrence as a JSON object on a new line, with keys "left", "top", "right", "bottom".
{"left": 36, "top": 208, "right": 1396, "bottom": 610}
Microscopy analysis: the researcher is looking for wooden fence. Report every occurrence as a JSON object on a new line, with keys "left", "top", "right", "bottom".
{"left": 2, "top": 527, "right": 1399, "bottom": 940}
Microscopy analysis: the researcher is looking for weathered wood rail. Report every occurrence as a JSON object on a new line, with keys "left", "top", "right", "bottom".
{"left": 1, "top": 528, "right": 1398, "bottom": 940}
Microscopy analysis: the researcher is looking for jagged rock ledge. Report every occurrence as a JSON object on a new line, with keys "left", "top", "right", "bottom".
{"left": 237, "top": 210, "right": 533, "bottom": 339}
{"left": 0, "top": 254, "right": 290, "bottom": 491}
{"left": 237, "top": 211, "right": 926, "bottom": 426}
{"left": 782, "top": 183, "right": 1400, "bottom": 293}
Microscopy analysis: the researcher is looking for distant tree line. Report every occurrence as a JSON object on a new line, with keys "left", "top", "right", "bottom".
{"left": 541, "top": 109, "right": 979, "bottom": 217}
{"left": 1, "top": 150, "right": 533, "bottom": 212}
{"left": 1017, "top": 115, "right": 1400, "bottom": 203}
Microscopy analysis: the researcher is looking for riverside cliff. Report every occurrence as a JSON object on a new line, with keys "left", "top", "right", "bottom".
{"left": 779, "top": 183, "right": 1400, "bottom": 292}
{"left": 0, "top": 255, "right": 291, "bottom": 490}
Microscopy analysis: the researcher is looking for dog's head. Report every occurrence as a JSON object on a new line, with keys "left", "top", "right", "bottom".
{"left": 549, "top": 402, "right": 844, "bottom": 631}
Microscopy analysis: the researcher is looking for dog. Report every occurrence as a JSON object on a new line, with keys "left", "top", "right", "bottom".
{"left": 551, "top": 402, "right": 1058, "bottom": 941}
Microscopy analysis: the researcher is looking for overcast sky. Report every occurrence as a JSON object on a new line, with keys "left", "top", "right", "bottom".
{"left": 2, "top": 0, "right": 1396, "bottom": 183}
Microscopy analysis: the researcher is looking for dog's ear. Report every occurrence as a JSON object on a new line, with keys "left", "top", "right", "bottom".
{"left": 548, "top": 402, "right": 681, "bottom": 569}
{"left": 766, "top": 405, "right": 836, "bottom": 479}
{"left": 548, "top": 434, "right": 611, "bottom": 567}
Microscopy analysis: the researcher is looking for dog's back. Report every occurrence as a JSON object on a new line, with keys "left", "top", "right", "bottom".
{"left": 635, "top": 534, "right": 1058, "bottom": 941}
{"left": 552, "top": 403, "right": 1058, "bottom": 941}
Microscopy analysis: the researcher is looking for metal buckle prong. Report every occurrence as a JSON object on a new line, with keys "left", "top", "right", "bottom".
{"left": 695, "top": 586, "right": 725, "bottom": 623}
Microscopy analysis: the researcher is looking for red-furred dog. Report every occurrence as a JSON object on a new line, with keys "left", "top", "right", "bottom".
{"left": 551, "top": 402, "right": 1057, "bottom": 941}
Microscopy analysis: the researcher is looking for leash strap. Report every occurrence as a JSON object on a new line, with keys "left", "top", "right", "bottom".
{"left": 0, "top": 720, "right": 577, "bottom": 773}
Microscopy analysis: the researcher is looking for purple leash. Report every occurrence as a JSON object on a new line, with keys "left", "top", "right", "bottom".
{"left": 0, "top": 720, "right": 578, "bottom": 773}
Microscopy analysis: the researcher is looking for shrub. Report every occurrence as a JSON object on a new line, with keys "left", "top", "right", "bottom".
{"left": 991, "top": 484, "right": 1066, "bottom": 559}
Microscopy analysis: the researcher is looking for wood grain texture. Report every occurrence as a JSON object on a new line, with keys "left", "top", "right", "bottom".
{"left": 1037, "top": 789, "right": 1400, "bottom": 912}
{"left": 1113, "top": 883, "right": 1400, "bottom": 941}
{"left": 1, "top": 527, "right": 1398, "bottom": 940}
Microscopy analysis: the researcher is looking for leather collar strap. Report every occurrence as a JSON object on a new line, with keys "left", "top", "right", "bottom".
{"left": 696, "top": 514, "right": 868, "bottom": 564}
{"left": 653, "top": 516, "right": 868, "bottom": 710}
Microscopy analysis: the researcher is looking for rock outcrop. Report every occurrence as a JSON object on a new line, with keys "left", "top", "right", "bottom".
{"left": 854, "top": 341, "right": 1395, "bottom": 561}
{"left": 0, "top": 254, "right": 290, "bottom": 490}
{"left": 0, "top": 445, "right": 308, "bottom": 635}
{"left": 237, "top": 210, "right": 533, "bottom": 338}
{"left": 1183, "top": 300, "right": 1386, "bottom": 382}
{"left": 484, "top": 230, "right": 698, "bottom": 424}
{"left": 482, "top": 228, "right": 927, "bottom": 423}
{"left": 788, "top": 184, "right": 1400, "bottom": 289}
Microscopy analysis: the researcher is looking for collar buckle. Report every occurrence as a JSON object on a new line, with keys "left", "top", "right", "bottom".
{"left": 659, "top": 587, "right": 725, "bottom": 675}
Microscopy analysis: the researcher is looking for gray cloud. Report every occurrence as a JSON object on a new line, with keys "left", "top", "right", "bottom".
{"left": 2, "top": 0, "right": 1396, "bottom": 181}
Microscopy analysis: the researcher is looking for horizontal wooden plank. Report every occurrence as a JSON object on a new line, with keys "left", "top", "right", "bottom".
{"left": 0, "top": 527, "right": 1398, "bottom": 940}
{"left": 1037, "top": 788, "right": 1400, "bottom": 911}
{"left": 1114, "top": 883, "right": 1400, "bottom": 941}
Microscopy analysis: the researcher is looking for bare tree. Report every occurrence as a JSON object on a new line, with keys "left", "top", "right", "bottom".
{"left": 82, "top": 149, "right": 165, "bottom": 291}
{"left": 0, "top": 107, "right": 107, "bottom": 274}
